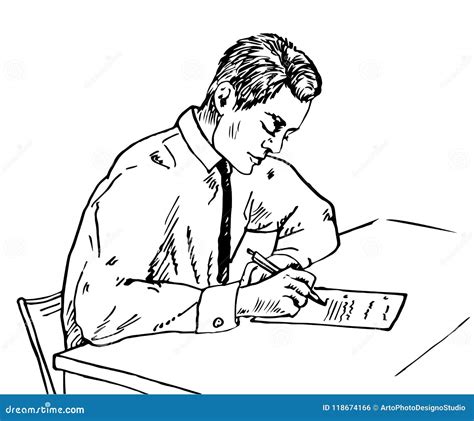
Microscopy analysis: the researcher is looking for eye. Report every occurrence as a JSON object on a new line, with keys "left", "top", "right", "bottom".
{"left": 260, "top": 121, "right": 275, "bottom": 136}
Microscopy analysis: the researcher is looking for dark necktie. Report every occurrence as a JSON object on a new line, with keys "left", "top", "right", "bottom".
{"left": 216, "top": 159, "right": 232, "bottom": 285}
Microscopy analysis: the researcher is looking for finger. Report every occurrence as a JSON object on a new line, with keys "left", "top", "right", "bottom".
{"left": 241, "top": 263, "right": 268, "bottom": 285}
{"left": 282, "top": 296, "right": 302, "bottom": 315}
{"left": 288, "top": 262, "right": 303, "bottom": 270}
{"left": 267, "top": 254, "right": 300, "bottom": 270}
{"left": 283, "top": 293, "right": 308, "bottom": 309}
{"left": 285, "top": 268, "right": 316, "bottom": 286}
{"left": 240, "top": 263, "right": 255, "bottom": 286}
{"left": 251, "top": 266, "right": 272, "bottom": 284}
{"left": 285, "top": 280, "right": 311, "bottom": 297}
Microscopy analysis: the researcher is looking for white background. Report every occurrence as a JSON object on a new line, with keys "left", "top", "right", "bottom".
{"left": 0, "top": 0, "right": 473, "bottom": 393}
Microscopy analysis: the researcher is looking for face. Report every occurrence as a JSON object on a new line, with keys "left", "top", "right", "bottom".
{"left": 212, "top": 85, "right": 311, "bottom": 174}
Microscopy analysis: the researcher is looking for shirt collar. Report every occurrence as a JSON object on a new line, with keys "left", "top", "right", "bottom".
{"left": 177, "top": 107, "right": 223, "bottom": 172}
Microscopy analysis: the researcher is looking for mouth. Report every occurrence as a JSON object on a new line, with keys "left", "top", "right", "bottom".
{"left": 248, "top": 153, "right": 265, "bottom": 165}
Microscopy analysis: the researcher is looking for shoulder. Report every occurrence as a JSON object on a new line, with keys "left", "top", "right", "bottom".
{"left": 110, "top": 126, "right": 181, "bottom": 174}
{"left": 88, "top": 127, "right": 184, "bottom": 209}
{"left": 102, "top": 126, "right": 186, "bottom": 190}
{"left": 250, "top": 156, "right": 334, "bottom": 208}
{"left": 250, "top": 155, "right": 300, "bottom": 184}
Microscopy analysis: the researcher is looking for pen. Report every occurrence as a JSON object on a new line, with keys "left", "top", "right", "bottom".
{"left": 246, "top": 248, "right": 327, "bottom": 306}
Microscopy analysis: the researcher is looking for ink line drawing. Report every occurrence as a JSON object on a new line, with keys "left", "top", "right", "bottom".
{"left": 395, "top": 317, "right": 471, "bottom": 377}
{"left": 252, "top": 288, "right": 407, "bottom": 331}
{"left": 61, "top": 33, "right": 339, "bottom": 350}
{"left": 15, "top": 33, "right": 471, "bottom": 394}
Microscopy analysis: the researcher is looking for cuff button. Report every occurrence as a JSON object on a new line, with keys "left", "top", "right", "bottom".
{"left": 213, "top": 317, "right": 224, "bottom": 328}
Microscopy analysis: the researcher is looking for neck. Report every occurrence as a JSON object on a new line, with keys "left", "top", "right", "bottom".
{"left": 195, "top": 106, "right": 219, "bottom": 146}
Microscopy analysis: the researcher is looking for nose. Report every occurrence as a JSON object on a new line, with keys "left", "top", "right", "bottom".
{"left": 262, "top": 135, "right": 284, "bottom": 154}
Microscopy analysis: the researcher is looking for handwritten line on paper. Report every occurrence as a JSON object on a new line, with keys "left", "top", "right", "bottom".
{"left": 252, "top": 288, "right": 408, "bottom": 331}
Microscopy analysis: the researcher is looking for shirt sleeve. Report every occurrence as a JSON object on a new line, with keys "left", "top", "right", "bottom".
{"left": 72, "top": 165, "right": 239, "bottom": 346}
{"left": 196, "top": 282, "right": 240, "bottom": 333}
{"left": 246, "top": 157, "right": 340, "bottom": 268}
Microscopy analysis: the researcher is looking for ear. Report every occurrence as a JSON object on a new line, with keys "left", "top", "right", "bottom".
{"left": 214, "top": 82, "right": 236, "bottom": 115}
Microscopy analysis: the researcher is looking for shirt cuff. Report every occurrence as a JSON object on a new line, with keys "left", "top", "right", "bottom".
{"left": 196, "top": 281, "right": 240, "bottom": 333}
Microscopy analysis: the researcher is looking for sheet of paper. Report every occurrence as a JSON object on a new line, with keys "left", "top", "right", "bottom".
{"left": 252, "top": 288, "right": 407, "bottom": 330}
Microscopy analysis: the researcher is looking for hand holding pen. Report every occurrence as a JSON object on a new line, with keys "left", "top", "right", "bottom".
{"left": 246, "top": 248, "right": 327, "bottom": 306}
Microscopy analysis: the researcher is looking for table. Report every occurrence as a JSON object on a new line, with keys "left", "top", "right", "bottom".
{"left": 54, "top": 219, "right": 473, "bottom": 394}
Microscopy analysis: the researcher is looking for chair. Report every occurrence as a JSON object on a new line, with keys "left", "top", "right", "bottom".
{"left": 17, "top": 292, "right": 65, "bottom": 394}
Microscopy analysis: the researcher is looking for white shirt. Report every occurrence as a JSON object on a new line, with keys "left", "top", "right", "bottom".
{"left": 62, "top": 107, "right": 339, "bottom": 348}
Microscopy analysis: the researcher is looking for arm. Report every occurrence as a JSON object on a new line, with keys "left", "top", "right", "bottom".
{"left": 247, "top": 157, "right": 340, "bottom": 268}
{"left": 73, "top": 170, "right": 239, "bottom": 346}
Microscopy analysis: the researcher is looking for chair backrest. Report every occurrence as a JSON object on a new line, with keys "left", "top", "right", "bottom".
{"left": 17, "top": 292, "right": 65, "bottom": 394}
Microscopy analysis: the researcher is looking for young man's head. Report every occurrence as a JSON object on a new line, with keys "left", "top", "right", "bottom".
{"left": 199, "top": 33, "right": 322, "bottom": 174}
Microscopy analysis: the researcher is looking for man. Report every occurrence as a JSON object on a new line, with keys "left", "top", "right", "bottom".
{"left": 62, "top": 33, "right": 339, "bottom": 349}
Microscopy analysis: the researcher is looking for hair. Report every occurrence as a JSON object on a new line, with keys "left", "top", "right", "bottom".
{"left": 200, "top": 33, "right": 322, "bottom": 122}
